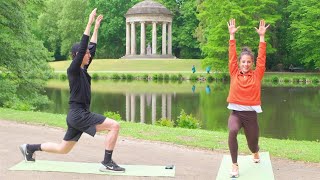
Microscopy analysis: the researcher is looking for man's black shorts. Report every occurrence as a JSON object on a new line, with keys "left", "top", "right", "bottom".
{"left": 63, "top": 108, "right": 105, "bottom": 141}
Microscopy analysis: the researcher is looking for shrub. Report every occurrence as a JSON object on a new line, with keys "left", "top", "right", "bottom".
{"left": 271, "top": 76, "right": 279, "bottom": 83}
{"left": 103, "top": 111, "right": 123, "bottom": 121}
{"left": 111, "top": 73, "right": 121, "bottom": 79}
{"left": 189, "top": 74, "right": 198, "bottom": 81}
{"left": 100, "top": 74, "right": 109, "bottom": 80}
{"left": 176, "top": 109, "right": 200, "bottom": 129}
{"left": 312, "top": 77, "right": 319, "bottom": 84}
{"left": 284, "top": 77, "right": 290, "bottom": 83}
{"left": 152, "top": 74, "right": 158, "bottom": 80}
{"left": 207, "top": 75, "right": 214, "bottom": 82}
{"left": 178, "top": 73, "right": 183, "bottom": 80}
{"left": 92, "top": 73, "right": 99, "bottom": 80}
{"left": 155, "top": 118, "right": 174, "bottom": 127}
{"left": 126, "top": 74, "right": 134, "bottom": 80}
{"left": 158, "top": 74, "right": 164, "bottom": 80}
{"left": 170, "top": 74, "right": 178, "bottom": 81}
{"left": 142, "top": 74, "right": 149, "bottom": 80}
{"left": 59, "top": 74, "right": 67, "bottom": 80}
{"left": 121, "top": 74, "right": 127, "bottom": 80}
{"left": 164, "top": 74, "right": 170, "bottom": 80}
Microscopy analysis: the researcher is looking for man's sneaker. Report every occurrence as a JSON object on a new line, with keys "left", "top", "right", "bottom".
{"left": 100, "top": 160, "right": 125, "bottom": 173}
{"left": 19, "top": 144, "right": 35, "bottom": 162}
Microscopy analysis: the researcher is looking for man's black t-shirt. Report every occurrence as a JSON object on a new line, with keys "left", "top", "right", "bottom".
{"left": 67, "top": 35, "right": 96, "bottom": 108}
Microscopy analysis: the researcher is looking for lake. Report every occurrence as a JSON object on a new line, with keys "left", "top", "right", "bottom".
{"left": 42, "top": 80, "right": 320, "bottom": 141}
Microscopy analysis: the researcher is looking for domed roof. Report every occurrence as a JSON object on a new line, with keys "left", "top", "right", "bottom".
{"left": 126, "top": 0, "right": 172, "bottom": 16}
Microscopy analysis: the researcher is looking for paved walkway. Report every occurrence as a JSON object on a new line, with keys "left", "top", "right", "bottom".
{"left": 1, "top": 120, "right": 319, "bottom": 180}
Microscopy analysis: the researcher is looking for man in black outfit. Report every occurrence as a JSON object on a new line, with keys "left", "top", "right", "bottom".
{"left": 19, "top": 8, "right": 125, "bottom": 172}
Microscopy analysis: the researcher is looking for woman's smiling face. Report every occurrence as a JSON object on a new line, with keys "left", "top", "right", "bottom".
{"left": 239, "top": 54, "right": 253, "bottom": 73}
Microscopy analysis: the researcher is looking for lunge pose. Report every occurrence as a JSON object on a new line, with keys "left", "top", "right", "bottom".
{"left": 227, "top": 19, "right": 269, "bottom": 178}
{"left": 20, "top": 8, "right": 125, "bottom": 172}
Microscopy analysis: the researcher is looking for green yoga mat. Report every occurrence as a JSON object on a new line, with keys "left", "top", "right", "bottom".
{"left": 9, "top": 160, "right": 175, "bottom": 177}
{"left": 216, "top": 152, "right": 274, "bottom": 180}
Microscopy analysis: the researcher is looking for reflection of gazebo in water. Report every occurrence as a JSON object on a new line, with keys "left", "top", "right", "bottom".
{"left": 122, "top": 0, "right": 175, "bottom": 59}
{"left": 125, "top": 93, "right": 173, "bottom": 124}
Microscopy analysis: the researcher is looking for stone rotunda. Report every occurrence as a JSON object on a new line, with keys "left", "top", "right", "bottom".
{"left": 122, "top": 0, "right": 175, "bottom": 59}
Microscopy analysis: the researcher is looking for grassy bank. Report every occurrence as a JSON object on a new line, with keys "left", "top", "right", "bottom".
{"left": 1, "top": 108, "right": 319, "bottom": 163}
{"left": 49, "top": 59, "right": 320, "bottom": 85}
{"left": 50, "top": 59, "right": 203, "bottom": 72}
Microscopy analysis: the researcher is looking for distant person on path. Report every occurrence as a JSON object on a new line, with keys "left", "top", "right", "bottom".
{"left": 226, "top": 18, "right": 269, "bottom": 178}
{"left": 192, "top": 65, "right": 196, "bottom": 73}
{"left": 205, "top": 85, "right": 211, "bottom": 94}
{"left": 206, "top": 66, "right": 211, "bottom": 74}
{"left": 192, "top": 85, "right": 196, "bottom": 93}
{"left": 19, "top": 8, "right": 125, "bottom": 173}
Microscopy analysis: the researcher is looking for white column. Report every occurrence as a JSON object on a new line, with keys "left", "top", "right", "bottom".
{"left": 140, "top": 94, "right": 145, "bottom": 123}
{"left": 152, "top": 22, "right": 157, "bottom": 55}
{"left": 152, "top": 94, "right": 157, "bottom": 124}
{"left": 162, "top": 22, "right": 167, "bottom": 55}
{"left": 161, "top": 94, "right": 166, "bottom": 119}
{"left": 126, "top": 93, "right": 130, "bottom": 121}
{"left": 167, "top": 94, "right": 172, "bottom": 120}
{"left": 130, "top": 94, "right": 135, "bottom": 122}
{"left": 130, "top": 22, "right": 136, "bottom": 55}
{"left": 140, "top": 22, "right": 146, "bottom": 55}
{"left": 126, "top": 22, "right": 131, "bottom": 55}
{"left": 168, "top": 22, "right": 172, "bottom": 55}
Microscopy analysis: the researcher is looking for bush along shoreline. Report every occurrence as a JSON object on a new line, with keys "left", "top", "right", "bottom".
{"left": 53, "top": 72, "right": 320, "bottom": 86}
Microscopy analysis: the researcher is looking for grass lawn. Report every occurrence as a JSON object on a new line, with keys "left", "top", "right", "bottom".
{"left": 1, "top": 108, "right": 319, "bottom": 163}
{"left": 50, "top": 59, "right": 204, "bottom": 72}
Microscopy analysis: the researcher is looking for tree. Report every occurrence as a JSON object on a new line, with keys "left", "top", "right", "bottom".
{"left": 37, "top": 0, "right": 65, "bottom": 60}
{"left": 158, "top": 0, "right": 202, "bottom": 58}
{"left": 87, "top": 0, "right": 140, "bottom": 58}
{"left": 58, "top": 0, "right": 88, "bottom": 57}
{"left": 287, "top": 0, "right": 320, "bottom": 69}
{"left": 0, "top": 0, "right": 52, "bottom": 110}
{"left": 196, "top": 0, "right": 280, "bottom": 71}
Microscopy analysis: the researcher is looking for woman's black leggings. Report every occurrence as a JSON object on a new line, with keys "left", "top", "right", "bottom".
{"left": 228, "top": 110, "right": 259, "bottom": 163}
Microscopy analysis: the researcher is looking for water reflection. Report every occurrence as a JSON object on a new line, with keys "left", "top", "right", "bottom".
{"left": 125, "top": 93, "right": 173, "bottom": 124}
{"left": 42, "top": 80, "right": 320, "bottom": 141}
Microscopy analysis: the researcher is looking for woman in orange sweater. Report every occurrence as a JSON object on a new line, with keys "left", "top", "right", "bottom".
{"left": 227, "top": 19, "right": 269, "bottom": 178}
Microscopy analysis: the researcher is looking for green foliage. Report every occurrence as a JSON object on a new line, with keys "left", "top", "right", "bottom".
{"left": 312, "top": 77, "right": 319, "bottom": 84}
{"left": 164, "top": 74, "right": 170, "bottom": 80}
{"left": 103, "top": 111, "right": 123, "bottom": 121}
{"left": 287, "top": 0, "right": 320, "bottom": 69}
{"left": 176, "top": 109, "right": 200, "bottom": 129}
{"left": 196, "top": 0, "right": 280, "bottom": 71}
{"left": 158, "top": 0, "right": 202, "bottom": 58}
{"left": 59, "top": 74, "right": 67, "bottom": 81}
{"left": 156, "top": 118, "right": 174, "bottom": 127}
{"left": 87, "top": 0, "right": 140, "bottom": 58}
{"left": 111, "top": 73, "right": 121, "bottom": 79}
{"left": 157, "top": 74, "right": 164, "bottom": 80}
{"left": 142, "top": 74, "right": 149, "bottom": 80}
{"left": 126, "top": 74, "right": 134, "bottom": 80}
{"left": 0, "top": 0, "right": 53, "bottom": 110}
{"left": 92, "top": 73, "right": 99, "bottom": 80}
{"left": 189, "top": 74, "right": 198, "bottom": 81}
{"left": 152, "top": 74, "right": 158, "bottom": 80}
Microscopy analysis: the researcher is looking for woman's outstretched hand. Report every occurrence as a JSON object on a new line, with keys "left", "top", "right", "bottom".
{"left": 228, "top": 19, "right": 240, "bottom": 35}
{"left": 255, "top": 19, "right": 270, "bottom": 36}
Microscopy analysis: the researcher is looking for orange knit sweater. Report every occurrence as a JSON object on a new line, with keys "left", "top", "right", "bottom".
{"left": 227, "top": 40, "right": 266, "bottom": 106}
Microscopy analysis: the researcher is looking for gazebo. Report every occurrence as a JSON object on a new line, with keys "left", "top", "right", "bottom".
{"left": 122, "top": 0, "right": 175, "bottom": 59}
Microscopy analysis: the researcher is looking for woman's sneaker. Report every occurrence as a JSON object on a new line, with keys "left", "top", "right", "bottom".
{"left": 230, "top": 163, "right": 239, "bottom": 178}
{"left": 19, "top": 144, "right": 36, "bottom": 162}
{"left": 253, "top": 152, "right": 260, "bottom": 163}
{"left": 100, "top": 160, "right": 125, "bottom": 173}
